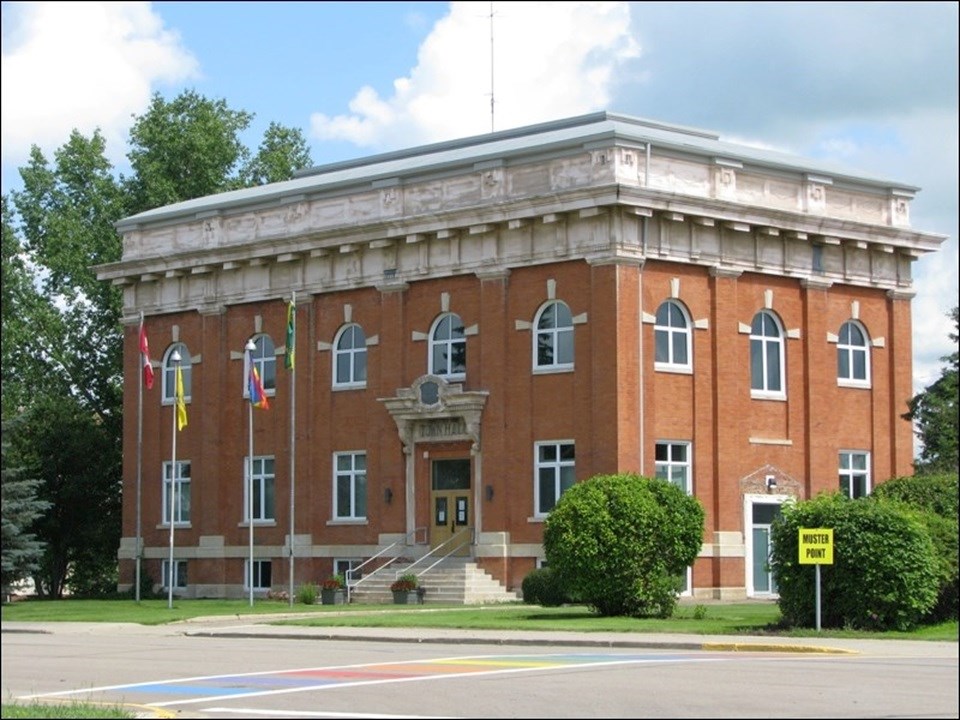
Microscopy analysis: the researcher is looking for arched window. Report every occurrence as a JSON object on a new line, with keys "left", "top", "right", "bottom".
{"left": 334, "top": 324, "right": 367, "bottom": 387}
{"left": 654, "top": 300, "right": 691, "bottom": 371}
{"left": 838, "top": 320, "right": 870, "bottom": 386}
{"left": 750, "top": 310, "right": 784, "bottom": 397}
{"left": 534, "top": 300, "right": 574, "bottom": 371}
{"left": 245, "top": 334, "right": 276, "bottom": 397}
{"left": 162, "top": 342, "right": 192, "bottom": 404}
{"left": 429, "top": 313, "right": 466, "bottom": 379}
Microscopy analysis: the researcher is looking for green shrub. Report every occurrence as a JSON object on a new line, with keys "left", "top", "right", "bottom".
{"left": 296, "top": 582, "right": 318, "bottom": 605}
{"left": 873, "top": 473, "right": 958, "bottom": 621}
{"left": 543, "top": 473, "right": 704, "bottom": 618}
{"left": 770, "top": 492, "right": 939, "bottom": 631}
{"left": 521, "top": 567, "right": 570, "bottom": 606}
{"left": 873, "top": 473, "right": 958, "bottom": 518}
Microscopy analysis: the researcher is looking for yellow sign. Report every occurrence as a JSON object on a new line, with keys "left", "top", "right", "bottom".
{"left": 798, "top": 528, "right": 834, "bottom": 564}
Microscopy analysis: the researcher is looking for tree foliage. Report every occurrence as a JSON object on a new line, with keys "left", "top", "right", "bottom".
{"left": 904, "top": 307, "right": 959, "bottom": 474}
{"left": 2, "top": 89, "right": 314, "bottom": 597}
{"left": 8, "top": 395, "right": 122, "bottom": 598}
{"left": 241, "top": 121, "right": 313, "bottom": 186}
{"left": 125, "top": 90, "right": 255, "bottom": 212}
{"left": 543, "top": 474, "right": 704, "bottom": 618}
{"left": 1, "top": 419, "right": 50, "bottom": 594}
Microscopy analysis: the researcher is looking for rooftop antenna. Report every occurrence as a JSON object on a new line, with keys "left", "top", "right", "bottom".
{"left": 489, "top": 2, "right": 495, "bottom": 133}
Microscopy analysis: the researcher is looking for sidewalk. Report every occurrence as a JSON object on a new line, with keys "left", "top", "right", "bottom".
{"left": 167, "top": 611, "right": 958, "bottom": 658}
{"left": 4, "top": 612, "right": 956, "bottom": 658}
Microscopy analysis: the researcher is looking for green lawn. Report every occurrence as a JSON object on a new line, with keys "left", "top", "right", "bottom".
{"left": 3, "top": 597, "right": 957, "bottom": 641}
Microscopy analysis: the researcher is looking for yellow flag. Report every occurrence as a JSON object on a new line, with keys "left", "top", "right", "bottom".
{"left": 175, "top": 364, "right": 188, "bottom": 431}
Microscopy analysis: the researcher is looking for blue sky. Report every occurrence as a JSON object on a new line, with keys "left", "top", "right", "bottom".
{"left": 2, "top": 1, "right": 957, "bottom": 394}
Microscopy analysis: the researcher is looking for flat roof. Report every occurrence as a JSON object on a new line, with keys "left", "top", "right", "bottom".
{"left": 117, "top": 111, "right": 917, "bottom": 231}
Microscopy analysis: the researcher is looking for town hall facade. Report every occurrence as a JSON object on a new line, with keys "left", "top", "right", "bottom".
{"left": 97, "top": 112, "right": 945, "bottom": 599}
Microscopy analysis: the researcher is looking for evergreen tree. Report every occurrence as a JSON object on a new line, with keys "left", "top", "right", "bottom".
{"left": 1, "top": 419, "right": 50, "bottom": 595}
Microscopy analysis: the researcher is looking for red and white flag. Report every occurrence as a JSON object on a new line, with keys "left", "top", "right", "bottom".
{"left": 139, "top": 315, "right": 155, "bottom": 390}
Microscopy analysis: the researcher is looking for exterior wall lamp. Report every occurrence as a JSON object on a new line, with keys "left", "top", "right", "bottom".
{"left": 383, "top": 487, "right": 393, "bottom": 504}
{"left": 765, "top": 475, "right": 777, "bottom": 492}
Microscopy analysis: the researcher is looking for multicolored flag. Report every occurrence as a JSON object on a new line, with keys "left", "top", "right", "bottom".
{"left": 175, "top": 363, "right": 188, "bottom": 431}
{"left": 139, "top": 315, "right": 154, "bottom": 390}
{"left": 285, "top": 299, "right": 295, "bottom": 371}
{"left": 248, "top": 363, "right": 270, "bottom": 410}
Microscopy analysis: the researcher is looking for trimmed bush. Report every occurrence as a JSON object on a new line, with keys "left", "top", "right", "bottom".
{"left": 543, "top": 473, "right": 704, "bottom": 618}
{"left": 521, "top": 567, "right": 570, "bottom": 607}
{"left": 770, "top": 493, "right": 939, "bottom": 631}
{"left": 873, "top": 473, "right": 958, "bottom": 621}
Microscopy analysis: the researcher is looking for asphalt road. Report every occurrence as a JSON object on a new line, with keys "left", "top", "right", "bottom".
{"left": 2, "top": 617, "right": 957, "bottom": 719}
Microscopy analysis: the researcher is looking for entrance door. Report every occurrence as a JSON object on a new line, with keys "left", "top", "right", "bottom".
{"left": 751, "top": 502, "right": 781, "bottom": 595}
{"left": 431, "top": 459, "right": 471, "bottom": 555}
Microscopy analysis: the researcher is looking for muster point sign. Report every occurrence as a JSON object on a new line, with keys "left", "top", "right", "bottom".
{"left": 798, "top": 528, "right": 834, "bottom": 564}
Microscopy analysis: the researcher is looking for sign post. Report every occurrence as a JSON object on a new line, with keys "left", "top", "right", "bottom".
{"left": 798, "top": 528, "right": 834, "bottom": 631}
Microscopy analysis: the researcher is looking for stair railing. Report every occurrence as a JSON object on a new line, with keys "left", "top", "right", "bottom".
{"left": 345, "top": 526, "right": 426, "bottom": 603}
{"left": 401, "top": 526, "right": 475, "bottom": 583}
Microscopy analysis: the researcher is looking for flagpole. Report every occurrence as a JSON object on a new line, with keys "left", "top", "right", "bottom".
{"left": 245, "top": 339, "right": 256, "bottom": 608}
{"left": 135, "top": 314, "right": 144, "bottom": 603}
{"left": 288, "top": 291, "right": 296, "bottom": 608}
{"left": 167, "top": 349, "right": 181, "bottom": 610}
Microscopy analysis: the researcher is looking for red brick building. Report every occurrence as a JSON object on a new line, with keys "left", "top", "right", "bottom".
{"left": 98, "top": 112, "right": 945, "bottom": 599}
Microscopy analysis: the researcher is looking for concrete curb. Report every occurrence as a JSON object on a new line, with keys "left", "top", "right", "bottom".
{"left": 183, "top": 628, "right": 859, "bottom": 654}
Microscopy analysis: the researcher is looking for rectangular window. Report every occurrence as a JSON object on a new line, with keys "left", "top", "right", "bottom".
{"left": 535, "top": 441, "right": 575, "bottom": 516}
{"left": 334, "top": 452, "right": 367, "bottom": 520}
{"left": 335, "top": 558, "right": 364, "bottom": 583}
{"left": 162, "top": 460, "right": 191, "bottom": 525}
{"left": 245, "top": 559, "right": 272, "bottom": 590}
{"left": 243, "top": 456, "right": 275, "bottom": 522}
{"left": 160, "top": 559, "right": 188, "bottom": 589}
{"left": 655, "top": 441, "right": 692, "bottom": 494}
{"left": 839, "top": 451, "right": 870, "bottom": 498}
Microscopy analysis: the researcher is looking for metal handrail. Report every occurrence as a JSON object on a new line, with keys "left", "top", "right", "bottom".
{"left": 401, "top": 526, "right": 475, "bottom": 581}
{"left": 345, "top": 526, "right": 426, "bottom": 603}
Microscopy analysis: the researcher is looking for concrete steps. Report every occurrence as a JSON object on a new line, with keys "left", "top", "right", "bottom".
{"left": 348, "top": 558, "right": 520, "bottom": 605}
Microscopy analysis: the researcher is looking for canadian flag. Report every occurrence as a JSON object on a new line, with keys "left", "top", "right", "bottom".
{"left": 139, "top": 317, "right": 155, "bottom": 390}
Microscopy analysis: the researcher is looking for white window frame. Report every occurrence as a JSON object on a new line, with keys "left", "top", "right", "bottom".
{"left": 839, "top": 450, "right": 871, "bottom": 498}
{"left": 654, "top": 300, "right": 692, "bottom": 373}
{"left": 655, "top": 441, "right": 692, "bottom": 495}
{"left": 161, "top": 460, "right": 191, "bottom": 526}
{"left": 161, "top": 342, "right": 192, "bottom": 404}
{"left": 333, "top": 451, "right": 367, "bottom": 521}
{"left": 335, "top": 558, "right": 364, "bottom": 583}
{"left": 161, "top": 559, "right": 188, "bottom": 590}
{"left": 837, "top": 320, "right": 871, "bottom": 388}
{"left": 243, "top": 334, "right": 276, "bottom": 399}
{"left": 333, "top": 323, "right": 367, "bottom": 389}
{"left": 243, "top": 455, "right": 275, "bottom": 522}
{"left": 244, "top": 559, "right": 272, "bottom": 591}
{"left": 750, "top": 310, "right": 786, "bottom": 400}
{"left": 655, "top": 440, "right": 694, "bottom": 596}
{"left": 429, "top": 313, "right": 466, "bottom": 380}
{"left": 533, "top": 301, "right": 574, "bottom": 373}
{"left": 534, "top": 440, "right": 576, "bottom": 517}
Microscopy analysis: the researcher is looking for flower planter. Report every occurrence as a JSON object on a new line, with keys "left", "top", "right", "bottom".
{"left": 321, "top": 588, "right": 347, "bottom": 605}
{"left": 392, "top": 589, "right": 424, "bottom": 604}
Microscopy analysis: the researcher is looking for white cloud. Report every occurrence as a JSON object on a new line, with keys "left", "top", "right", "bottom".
{"left": 310, "top": 1, "right": 640, "bottom": 147}
{"left": 0, "top": 1, "right": 198, "bottom": 171}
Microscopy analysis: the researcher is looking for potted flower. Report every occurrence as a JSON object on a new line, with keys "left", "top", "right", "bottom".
{"left": 320, "top": 574, "right": 346, "bottom": 605}
{"left": 390, "top": 573, "right": 423, "bottom": 604}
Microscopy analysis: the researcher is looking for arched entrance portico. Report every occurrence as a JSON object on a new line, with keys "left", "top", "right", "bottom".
{"left": 379, "top": 375, "right": 489, "bottom": 555}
